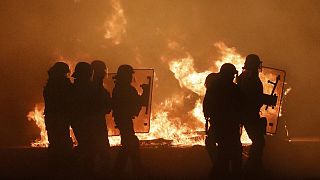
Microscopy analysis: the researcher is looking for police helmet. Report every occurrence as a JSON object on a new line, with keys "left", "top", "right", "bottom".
{"left": 115, "top": 64, "right": 134, "bottom": 78}
{"left": 204, "top": 73, "right": 219, "bottom": 89}
{"left": 91, "top": 60, "right": 106, "bottom": 71}
{"left": 72, "top": 62, "right": 92, "bottom": 78}
{"left": 219, "top": 63, "right": 238, "bottom": 76}
{"left": 48, "top": 62, "right": 70, "bottom": 77}
{"left": 243, "top": 54, "right": 262, "bottom": 70}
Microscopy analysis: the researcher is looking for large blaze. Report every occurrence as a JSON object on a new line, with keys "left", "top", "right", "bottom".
{"left": 26, "top": 42, "right": 288, "bottom": 147}
{"left": 165, "top": 42, "right": 253, "bottom": 145}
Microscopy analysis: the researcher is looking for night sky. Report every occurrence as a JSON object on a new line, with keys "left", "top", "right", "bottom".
{"left": 0, "top": 0, "right": 319, "bottom": 146}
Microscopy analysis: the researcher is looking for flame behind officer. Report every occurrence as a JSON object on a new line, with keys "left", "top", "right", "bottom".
{"left": 43, "top": 62, "right": 73, "bottom": 176}
{"left": 91, "top": 60, "right": 112, "bottom": 174}
{"left": 209, "top": 63, "right": 243, "bottom": 178}
{"left": 237, "top": 54, "right": 265, "bottom": 174}
{"left": 112, "top": 64, "right": 144, "bottom": 175}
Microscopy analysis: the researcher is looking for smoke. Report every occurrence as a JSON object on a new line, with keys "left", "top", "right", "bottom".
{"left": 0, "top": 0, "right": 320, "bottom": 146}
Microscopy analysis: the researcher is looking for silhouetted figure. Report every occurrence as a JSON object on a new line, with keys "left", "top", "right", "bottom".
{"left": 43, "top": 62, "right": 73, "bottom": 177}
{"left": 112, "top": 65, "right": 143, "bottom": 177}
{"left": 205, "top": 63, "right": 243, "bottom": 179}
{"left": 70, "top": 62, "right": 95, "bottom": 176}
{"left": 203, "top": 73, "right": 219, "bottom": 167}
{"left": 237, "top": 54, "right": 265, "bottom": 175}
{"left": 91, "top": 60, "right": 112, "bottom": 175}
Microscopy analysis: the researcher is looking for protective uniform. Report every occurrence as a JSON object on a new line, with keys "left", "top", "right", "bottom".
{"left": 43, "top": 62, "right": 73, "bottom": 176}
{"left": 112, "top": 65, "right": 143, "bottom": 175}
{"left": 237, "top": 54, "right": 265, "bottom": 172}
{"left": 91, "top": 60, "right": 112, "bottom": 174}
{"left": 71, "top": 62, "right": 95, "bottom": 175}
{"left": 203, "top": 73, "right": 219, "bottom": 166}
{"left": 204, "top": 63, "right": 243, "bottom": 178}
{"left": 44, "top": 62, "right": 73, "bottom": 151}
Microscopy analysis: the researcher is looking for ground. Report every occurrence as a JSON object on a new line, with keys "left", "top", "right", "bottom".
{"left": 0, "top": 136, "right": 319, "bottom": 179}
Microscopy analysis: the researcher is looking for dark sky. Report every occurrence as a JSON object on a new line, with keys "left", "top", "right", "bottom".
{"left": 0, "top": 0, "right": 319, "bottom": 146}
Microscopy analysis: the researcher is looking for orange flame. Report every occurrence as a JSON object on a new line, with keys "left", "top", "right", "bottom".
{"left": 27, "top": 104, "right": 78, "bottom": 147}
{"left": 214, "top": 42, "right": 245, "bottom": 72}
{"left": 27, "top": 104, "right": 48, "bottom": 147}
{"left": 104, "top": 0, "right": 127, "bottom": 45}
{"left": 137, "top": 94, "right": 206, "bottom": 146}
{"left": 169, "top": 56, "right": 211, "bottom": 96}
{"left": 166, "top": 43, "right": 252, "bottom": 145}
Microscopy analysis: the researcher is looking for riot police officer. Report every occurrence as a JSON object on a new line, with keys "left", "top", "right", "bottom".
{"left": 237, "top": 54, "right": 265, "bottom": 174}
{"left": 203, "top": 73, "right": 219, "bottom": 167}
{"left": 204, "top": 63, "right": 243, "bottom": 178}
{"left": 112, "top": 64, "right": 143, "bottom": 176}
{"left": 71, "top": 62, "right": 95, "bottom": 175}
{"left": 43, "top": 62, "right": 73, "bottom": 176}
{"left": 91, "top": 60, "right": 112, "bottom": 174}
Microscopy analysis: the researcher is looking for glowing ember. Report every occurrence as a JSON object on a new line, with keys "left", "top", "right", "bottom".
{"left": 280, "top": 87, "right": 292, "bottom": 117}
{"left": 104, "top": 0, "right": 127, "bottom": 45}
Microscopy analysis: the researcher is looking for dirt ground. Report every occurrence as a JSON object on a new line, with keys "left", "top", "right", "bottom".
{"left": 0, "top": 136, "right": 319, "bottom": 179}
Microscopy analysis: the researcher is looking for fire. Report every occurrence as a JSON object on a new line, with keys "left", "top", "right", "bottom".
{"left": 137, "top": 94, "right": 206, "bottom": 146}
{"left": 27, "top": 104, "right": 48, "bottom": 147}
{"left": 191, "top": 99, "right": 206, "bottom": 124}
{"left": 104, "top": 0, "right": 127, "bottom": 45}
{"left": 27, "top": 104, "right": 78, "bottom": 147}
{"left": 167, "top": 43, "right": 252, "bottom": 145}
{"left": 168, "top": 55, "right": 211, "bottom": 96}
{"left": 28, "top": 42, "right": 290, "bottom": 147}
{"left": 214, "top": 42, "right": 245, "bottom": 72}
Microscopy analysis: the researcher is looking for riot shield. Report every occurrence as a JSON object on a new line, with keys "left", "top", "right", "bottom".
{"left": 104, "top": 69, "right": 154, "bottom": 136}
{"left": 260, "top": 67, "right": 286, "bottom": 134}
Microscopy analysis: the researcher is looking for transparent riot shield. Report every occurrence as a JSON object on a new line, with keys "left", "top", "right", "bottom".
{"left": 104, "top": 69, "right": 154, "bottom": 136}
{"left": 260, "top": 67, "right": 286, "bottom": 134}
